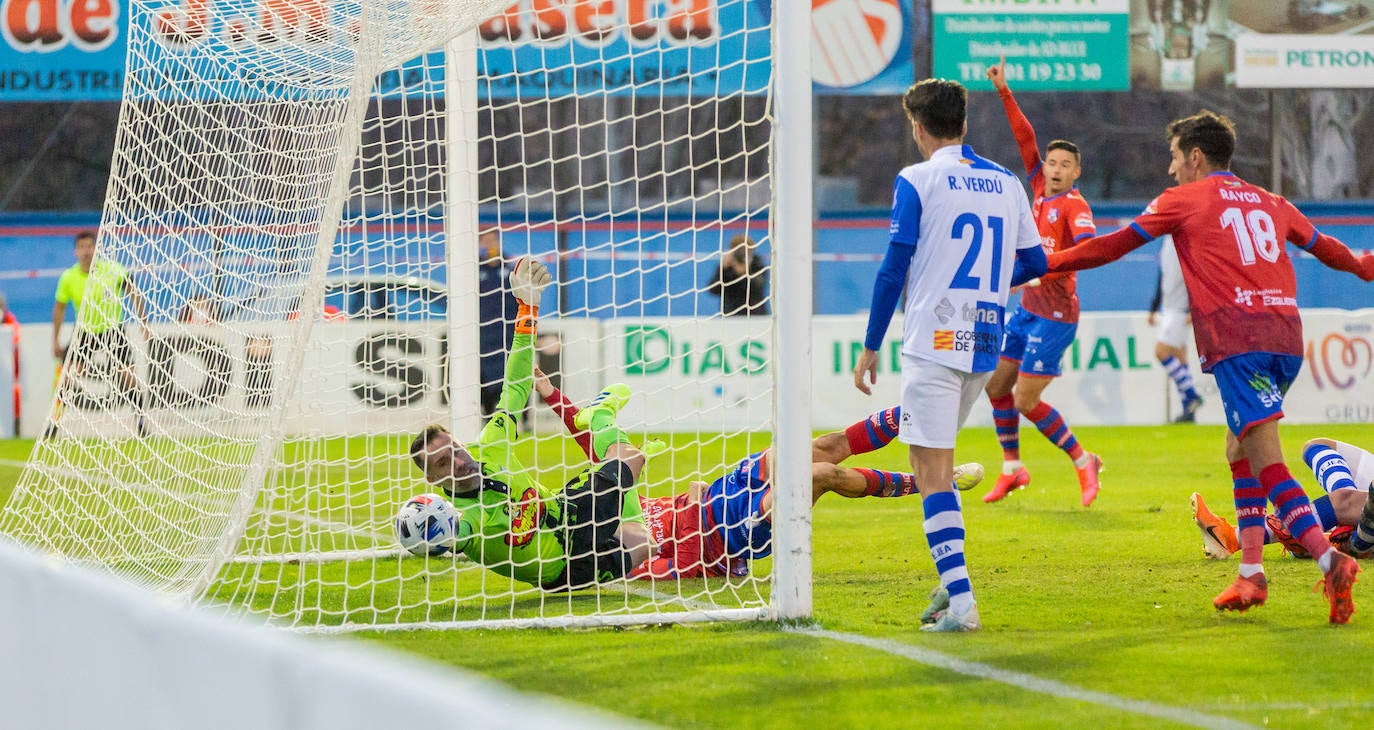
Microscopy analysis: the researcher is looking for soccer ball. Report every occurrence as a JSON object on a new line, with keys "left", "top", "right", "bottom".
{"left": 394, "top": 493, "right": 460, "bottom": 556}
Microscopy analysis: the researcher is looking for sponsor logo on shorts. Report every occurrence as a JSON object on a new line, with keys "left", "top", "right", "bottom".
{"left": 1246, "top": 372, "right": 1283, "bottom": 408}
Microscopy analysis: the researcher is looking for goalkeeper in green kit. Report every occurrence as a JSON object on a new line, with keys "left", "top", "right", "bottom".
{"left": 408, "top": 256, "right": 652, "bottom": 590}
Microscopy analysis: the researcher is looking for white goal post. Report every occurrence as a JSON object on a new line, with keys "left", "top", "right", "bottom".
{"left": 2, "top": 0, "right": 814, "bottom": 630}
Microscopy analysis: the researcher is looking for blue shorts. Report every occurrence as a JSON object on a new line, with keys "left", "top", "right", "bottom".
{"left": 703, "top": 451, "right": 772, "bottom": 561}
{"left": 1001, "top": 308, "right": 1077, "bottom": 378}
{"left": 1210, "top": 353, "right": 1303, "bottom": 437}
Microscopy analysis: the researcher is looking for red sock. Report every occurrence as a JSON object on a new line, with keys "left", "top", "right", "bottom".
{"left": 1231, "top": 459, "right": 1266, "bottom": 565}
{"left": 989, "top": 394, "right": 1020, "bottom": 461}
{"left": 1025, "top": 401, "right": 1084, "bottom": 461}
{"left": 1261, "top": 463, "right": 1332, "bottom": 561}
{"left": 855, "top": 468, "right": 918, "bottom": 498}
{"left": 543, "top": 388, "right": 594, "bottom": 461}
{"left": 845, "top": 407, "right": 900, "bottom": 455}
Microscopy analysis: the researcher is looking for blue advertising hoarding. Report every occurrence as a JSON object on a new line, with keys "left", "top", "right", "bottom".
{"left": 0, "top": 0, "right": 913, "bottom": 101}
{"left": 0, "top": 0, "right": 127, "bottom": 98}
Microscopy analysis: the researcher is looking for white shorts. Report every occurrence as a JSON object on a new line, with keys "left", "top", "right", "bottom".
{"left": 1333, "top": 441, "right": 1374, "bottom": 491}
{"left": 898, "top": 354, "right": 993, "bottom": 449}
{"left": 1157, "top": 309, "right": 1190, "bottom": 350}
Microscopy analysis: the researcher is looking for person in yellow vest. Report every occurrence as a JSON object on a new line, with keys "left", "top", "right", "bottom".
{"left": 50, "top": 230, "right": 149, "bottom": 437}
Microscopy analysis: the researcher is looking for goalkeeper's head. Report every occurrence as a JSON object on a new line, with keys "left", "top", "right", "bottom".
{"left": 410, "top": 424, "right": 481, "bottom": 496}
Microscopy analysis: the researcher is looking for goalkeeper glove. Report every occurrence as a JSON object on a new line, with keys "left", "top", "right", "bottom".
{"left": 509, "top": 256, "right": 552, "bottom": 306}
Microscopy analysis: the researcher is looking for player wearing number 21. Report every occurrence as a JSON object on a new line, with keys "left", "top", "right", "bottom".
{"left": 1047, "top": 110, "right": 1374, "bottom": 624}
{"left": 854, "top": 79, "right": 1047, "bottom": 632}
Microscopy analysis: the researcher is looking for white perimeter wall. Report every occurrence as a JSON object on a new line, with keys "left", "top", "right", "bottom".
{"left": 5, "top": 310, "right": 1373, "bottom": 438}
{"left": 0, "top": 537, "right": 648, "bottom": 730}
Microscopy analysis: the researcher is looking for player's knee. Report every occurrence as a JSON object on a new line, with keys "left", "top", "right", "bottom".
{"left": 1304, "top": 437, "right": 1336, "bottom": 452}
{"left": 616, "top": 522, "right": 651, "bottom": 550}
{"left": 810, "top": 462, "right": 842, "bottom": 488}
{"left": 1013, "top": 392, "right": 1041, "bottom": 414}
{"left": 810, "top": 433, "right": 848, "bottom": 464}
{"left": 603, "top": 445, "right": 646, "bottom": 477}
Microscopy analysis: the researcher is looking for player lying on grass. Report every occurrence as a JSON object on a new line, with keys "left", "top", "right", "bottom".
{"left": 1193, "top": 438, "right": 1374, "bottom": 560}
{"left": 531, "top": 370, "right": 985, "bottom": 579}
{"left": 408, "top": 256, "right": 652, "bottom": 591}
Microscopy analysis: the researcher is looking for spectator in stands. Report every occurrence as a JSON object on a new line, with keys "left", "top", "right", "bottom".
{"left": 479, "top": 228, "right": 518, "bottom": 417}
{"left": 51, "top": 230, "right": 149, "bottom": 437}
{"left": 0, "top": 292, "right": 18, "bottom": 434}
{"left": 707, "top": 234, "right": 769, "bottom": 316}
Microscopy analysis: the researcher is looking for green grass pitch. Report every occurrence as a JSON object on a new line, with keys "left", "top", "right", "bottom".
{"left": 3, "top": 422, "right": 1373, "bottom": 728}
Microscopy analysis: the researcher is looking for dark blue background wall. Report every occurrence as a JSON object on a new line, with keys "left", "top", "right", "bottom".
{"left": 2, "top": 203, "right": 1371, "bottom": 324}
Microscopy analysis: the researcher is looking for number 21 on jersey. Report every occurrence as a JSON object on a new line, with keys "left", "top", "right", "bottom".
{"left": 949, "top": 213, "right": 1004, "bottom": 292}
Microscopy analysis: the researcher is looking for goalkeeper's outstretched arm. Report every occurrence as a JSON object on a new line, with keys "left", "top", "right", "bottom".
{"left": 478, "top": 257, "right": 552, "bottom": 446}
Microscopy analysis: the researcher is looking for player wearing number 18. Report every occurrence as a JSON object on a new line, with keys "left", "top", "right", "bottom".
{"left": 1047, "top": 110, "right": 1374, "bottom": 624}
{"left": 853, "top": 78, "right": 1047, "bottom": 632}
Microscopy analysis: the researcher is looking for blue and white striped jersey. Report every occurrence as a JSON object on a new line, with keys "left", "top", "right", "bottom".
{"left": 885, "top": 144, "right": 1041, "bottom": 372}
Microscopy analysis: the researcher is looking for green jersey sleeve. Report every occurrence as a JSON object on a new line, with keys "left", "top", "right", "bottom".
{"left": 496, "top": 330, "right": 534, "bottom": 414}
{"left": 474, "top": 330, "right": 534, "bottom": 456}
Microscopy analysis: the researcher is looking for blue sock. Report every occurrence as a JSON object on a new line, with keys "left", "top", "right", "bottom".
{"left": 1304, "top": 443, "right": 1358, "bottom": 493}
{"left": 1312, "top": 495, "right": 1339, "bottom": 531}
{"left": 1161, "top": 355, "right": 1199, "bottom": 403}
{"left": 922, "top": 491, "right": 972, "bottom": 614}
{"left": 1353, "top": 488, "right": 1374, "bottom": 554}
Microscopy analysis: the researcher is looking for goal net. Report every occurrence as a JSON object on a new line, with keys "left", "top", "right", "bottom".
{"left": 2, "top": 0, "right": 808, "bottom": 630}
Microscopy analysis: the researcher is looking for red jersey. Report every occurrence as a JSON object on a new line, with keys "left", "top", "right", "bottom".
{"left": 1130, "top": 172, "right": 1314, "bottom": 370}
{"left": 629, "top": 493, "right": 727, "bottom": 580}
{"left": 998, "top": 87, "right": 1095, "bottom": 324}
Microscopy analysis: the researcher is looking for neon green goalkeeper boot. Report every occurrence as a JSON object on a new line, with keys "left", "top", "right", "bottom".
{"left": 574, "top": 383, "right": 632, "bottom": 430}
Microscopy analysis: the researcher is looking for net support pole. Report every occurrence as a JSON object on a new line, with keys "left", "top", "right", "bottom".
{"left": 769, "top": 4, "right": 814, "bottom": 621}
{"left": 446, "top": 30, "right": 482, "bottom": 438}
